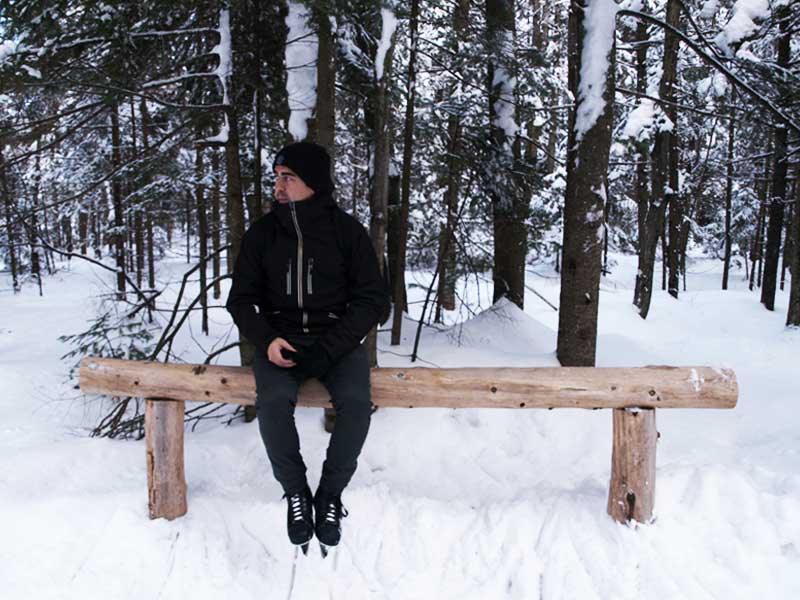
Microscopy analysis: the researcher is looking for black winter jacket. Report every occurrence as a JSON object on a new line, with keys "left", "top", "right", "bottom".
{"left": 225, "top": 192, "right": 388, "bottom": 364}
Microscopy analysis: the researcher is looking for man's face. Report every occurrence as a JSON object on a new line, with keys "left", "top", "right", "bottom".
{"left": 274, "top": 166, "right": 314, "bottom": 204}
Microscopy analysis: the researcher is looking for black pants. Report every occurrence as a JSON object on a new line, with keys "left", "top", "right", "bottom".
{"left": 252, "top": 337, "right": 372, "bottom": 496}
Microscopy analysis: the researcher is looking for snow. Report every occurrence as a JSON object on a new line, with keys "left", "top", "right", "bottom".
{"left": 574, "top": 0, "right": 620, "bottom": 142}
{"left": 714, "top": 0, "right": 770, "bottom": 57}
{"left": 284, "top": 1, "right": 318, "bottom": 141}
{"left": 204, "top": 116, "right": 229, "bottom": 144}
{"left": 205, "top": 8, "right": 232, "bottom": 145}
{"left": 1, "top": 248, "right": 799, "bottom": 598}
{"left": 375, "top": 8, "right": 398, "bottom": 82}
{"left": 700, "top": 0, "right": 720, "bottom": 19}
{"left": 20, "top": 64, "right": 41, "bottom": 79}
{"left": 0, "top": 38, "right": 25, "bottom": 64}
{"left": 209, "top": 9, "right": 232, "bottom": 106}
{"left": 623, "top": 99, "right": 655, "bottom": 140}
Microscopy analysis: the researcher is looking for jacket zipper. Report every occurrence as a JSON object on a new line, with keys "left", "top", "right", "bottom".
{"left": 288, "top": 202, "right": 309, "bottom": 333}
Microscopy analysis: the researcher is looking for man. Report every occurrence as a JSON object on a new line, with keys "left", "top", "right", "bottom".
{"left": 226, "top": 141, "right": 387, "bottom": 556}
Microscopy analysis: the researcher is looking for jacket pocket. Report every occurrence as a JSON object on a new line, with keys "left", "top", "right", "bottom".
{"left": 285, "top": 259, "right": 292, "bottom": 296}
{"left": 307, "top": 258, "right": 314, "bottom": 295}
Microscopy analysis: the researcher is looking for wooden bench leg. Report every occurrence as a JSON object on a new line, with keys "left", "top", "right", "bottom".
{"left": 607, "top": 407, "right": 656, "bottom": 524}
{"left": 145, "top": 398, "right": 187, "bottom": 520}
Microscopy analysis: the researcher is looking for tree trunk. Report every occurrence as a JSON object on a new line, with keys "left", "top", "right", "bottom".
{"left": 78, "top": 206, "right": 88, "bottom": 256}
{"left": 225, "top": 109, "right": 247, "bottom": 275}
{"left": 633, "top": 0, "right": 680, "bottom": 318}
{"left": 632, "top": 10, "right": 649, "bottom": 291}
{"left": 781, "top": 199, "right": 792, "bottom": 291}
{"left": 787, "top": 167, "right": 800, "bottom": 326}
{"left": 185, "top": 192, "right": 191, "bottom": 264}
{"left": 130, "top": 100, "right": 144, "bottom": 289}
{"left": 488, "top": 0, "right": 526, "bottom": 309}
{"left": 211, "top": 149, "right": 222, "bottom": 300}
{"left": 386, "top": 172, "right": 402, "bottom": 316}
{"left": 309, "top": 5, "right": 336, "bottom": 152}
{"left": 30, "top": 141, "right": 43, "bottom": 295}
{"left": 140, "top": 98, "right": 156, "bottom": 291}
{"left": 195, "top": 132, "right": 208, "bottom": 335}
{"left": 364, "top": 11, "right": 397, "bottom": 367}
{"left": 1, "top": 149, "right": 20, "bottom": 292}
{"left": 391, "top": 0, "right": 420, "bottom": 345}
{"left": 252, "top": 89, "right": 264, "bottom": 221}
{"left": 667, "top": 137, "right": 681, "bottom": 299}
{"left": 556, "top": 0, "right": 615, "bottom": 367}
{"left": 722, "top": 90, "right": 735, "bottom": 290}
{"left": 110, "top": 105, "right": 126, "bottom": 300}
{"left": 760, "top": 10, "right": 791, "bottom": 310}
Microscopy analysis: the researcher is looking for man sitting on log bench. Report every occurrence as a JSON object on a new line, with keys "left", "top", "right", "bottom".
{"left": 226, "top": 141, "right": 388, "bottom": 557}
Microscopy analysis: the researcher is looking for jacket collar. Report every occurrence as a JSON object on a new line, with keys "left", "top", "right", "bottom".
{"left": 273, "top": 191, "right": 336, "bottom": 233}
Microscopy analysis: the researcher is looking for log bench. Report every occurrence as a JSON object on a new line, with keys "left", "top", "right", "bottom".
{"left": 78, "top": 357, "right": 737, "bottom": 525}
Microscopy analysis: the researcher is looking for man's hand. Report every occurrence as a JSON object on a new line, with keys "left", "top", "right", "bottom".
{"left": 267, "top": 337, "right": 297, "bottom": 368}
{"left": 293, "top": 343, "right": 333, "bottom": 380}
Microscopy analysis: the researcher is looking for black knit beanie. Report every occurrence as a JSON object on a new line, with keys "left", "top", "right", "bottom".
{"left": 272, "top": 141, "right": 335, "bottom": 194}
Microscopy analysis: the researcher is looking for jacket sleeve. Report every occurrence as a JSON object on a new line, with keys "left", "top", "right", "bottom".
{"left": 316, "top": 221, "right": 389, "bottom": 364}
{"left": 225, "top": 225, "right": 280, "bottom": 355}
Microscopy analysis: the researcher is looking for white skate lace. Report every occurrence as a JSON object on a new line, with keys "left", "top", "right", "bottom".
{"left": 289, "top": 493, "right": 306, "bottom": 522}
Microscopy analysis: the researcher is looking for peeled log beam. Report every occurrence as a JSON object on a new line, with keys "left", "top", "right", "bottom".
{"left": 79, "top": 357, "right": 738, "bottom": 409}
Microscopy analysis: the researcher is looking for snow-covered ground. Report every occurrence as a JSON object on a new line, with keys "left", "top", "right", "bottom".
{"left": 1, "top": 249, "right": 798, "bottom": 599}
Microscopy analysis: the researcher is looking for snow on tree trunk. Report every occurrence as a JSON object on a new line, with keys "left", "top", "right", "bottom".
{"left": 557, "top": 0, "right": 617, "bottom": 367}
{"left": 285, "top": 2, "right": 318, "bottom": 141}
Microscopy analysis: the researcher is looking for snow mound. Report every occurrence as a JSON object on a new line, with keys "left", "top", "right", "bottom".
{"left": 437, "top": 297, "right": 558, "bottom": 367}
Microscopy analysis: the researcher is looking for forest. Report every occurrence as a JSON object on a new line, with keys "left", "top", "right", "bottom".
{"left": 1, "top": 0, "right": 798, "bottom": 432}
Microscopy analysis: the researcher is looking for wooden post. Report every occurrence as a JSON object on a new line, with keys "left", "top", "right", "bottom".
{"left": 607, "top": 407, "right": 656, "bottom": 524}
{"left": 145, "top": 398, "right": 187, "bottom": 520}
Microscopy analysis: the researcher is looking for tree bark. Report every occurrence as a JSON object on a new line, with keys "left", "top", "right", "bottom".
{"left": 309, "top": 5, "right": 336, "bottom": 152}
{"left": 364, "top": 12, "right": 397, "bottom": 367}
{"left": 488, "top": 0, "right": 526, "bottom": 309}
{"left": 633, "top": 0, "right": 680, "bottom": 318}
{"left": 667, "top": 135, "right": 681, "bottom": 298}
{"left": 391, "top": 0, "right": 420, "bottom": 345}
{"left": 140, "top": 98, "right": 156, "bottom": 291}
{"left": 195, "top": 132, "right": 208, "bottom": 335}
{"left": 211, "top": 149, "right": 222, "bottom": 300}
{"left": 760, "top": 10, "right": 791, "bottom": 310}
{"left": 722, "top": 90, "right": 736, "bottom": 290}
{"left": 110, "top": 105, "right": 126, "bottom": 300}
{"left": 556, "top": 0, "right": 615, "bottom": 367}
{"left": 787, "top": 166, "right": 800, "bottom": 326}
{"left": 0, "top": 149, "right": 20, "bottom": 292}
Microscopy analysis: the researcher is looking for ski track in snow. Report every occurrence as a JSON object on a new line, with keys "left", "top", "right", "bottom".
{"left": 0, "top": 249, "right": 798, "bottom": 599}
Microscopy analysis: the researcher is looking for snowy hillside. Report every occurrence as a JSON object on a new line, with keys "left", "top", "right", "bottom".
{"left": 1, "top": 251, "right": 798, "bottom": 599}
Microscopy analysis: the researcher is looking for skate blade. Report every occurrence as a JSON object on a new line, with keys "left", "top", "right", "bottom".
{"left": 319, "top": 543, "right": 329, "bottom": 559}
{"left": 300, "top": 542, "right": 310, "bottom": 556}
